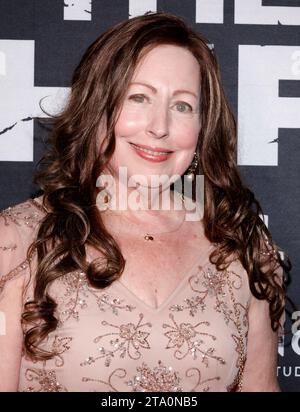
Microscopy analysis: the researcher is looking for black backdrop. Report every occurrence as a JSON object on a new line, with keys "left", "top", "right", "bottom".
{"left": 0, "top": 0, "right": 299, "bottom": 392}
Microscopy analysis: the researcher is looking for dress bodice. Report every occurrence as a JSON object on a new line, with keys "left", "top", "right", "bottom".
{"left": 0, "top": 198, "right": 251, "bottom": 392}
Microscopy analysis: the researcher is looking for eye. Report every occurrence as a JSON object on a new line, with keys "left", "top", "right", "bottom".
{"left": 174, "top": 102, "right": 193, "bottom": 113}
{"left": 128, "top": 94, "right": 148, "bottom": 103}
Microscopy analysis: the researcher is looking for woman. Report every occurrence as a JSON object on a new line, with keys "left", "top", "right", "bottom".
{"left": 0, "top": 12, "right": 288, "bottom": 392}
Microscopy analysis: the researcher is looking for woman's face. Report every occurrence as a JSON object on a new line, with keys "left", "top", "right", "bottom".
{"left": 109, "top": 44, "right": 201, "bottom": 188}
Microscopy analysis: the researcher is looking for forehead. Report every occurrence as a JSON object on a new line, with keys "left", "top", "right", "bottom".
{"left": 131, "top": 44, "right": 200, "bottom": 88}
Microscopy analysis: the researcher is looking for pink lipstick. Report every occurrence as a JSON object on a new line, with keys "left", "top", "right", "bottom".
{"left": 129, "top": 142, "right": 173, "bottom": 162}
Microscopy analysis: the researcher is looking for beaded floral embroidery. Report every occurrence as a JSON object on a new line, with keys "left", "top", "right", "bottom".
{"left": 0, "top": 244, "right": 17, "bottom": 251}
{"left": 163, "top": 313, "right": 226, "bottom": 365}
{"left": 23, "top": 336, "right": 73, "bottom": 368}
{"left": 82, "top": 360, "right": 221, "bottom": 392}
{"left": 169, "top": 265, "right": 249, "bottom": 391}
{"left": 55, "top": 270, "right": 136, "bottom": 323}
{"left": 80, "top": 313, "right": 152, "bottom": 368}
{"left": 23, "top": 369, "right": 67, "bottom": 392}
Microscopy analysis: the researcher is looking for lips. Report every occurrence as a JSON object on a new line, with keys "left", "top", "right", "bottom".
{"left": 129, "top": 142, "right": 173, "bottom": 163}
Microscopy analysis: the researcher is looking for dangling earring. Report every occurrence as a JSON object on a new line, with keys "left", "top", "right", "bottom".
{"left": 186, "top": 152, "right": 199, "bottom": 181}
{"left": 95, "top": 174, "right": 114, "bottom": 211}
{"left": 96, "top": 186, "right": 112, "bottom": 211}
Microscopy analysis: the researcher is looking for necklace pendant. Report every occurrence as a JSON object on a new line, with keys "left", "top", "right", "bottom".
{"left": 144, "top": 234, "right": 154, "bottom": 241}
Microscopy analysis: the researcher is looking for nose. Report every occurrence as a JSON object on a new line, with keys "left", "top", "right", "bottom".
{"left": 146, "top": 103, "right": 169, "bottom": 139}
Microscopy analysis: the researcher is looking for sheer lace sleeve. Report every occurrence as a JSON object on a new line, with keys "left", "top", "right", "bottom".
{"left": 0, "top": 199, "right": 43, "bottom": 391}
{"left": 260, "top": 237, "right": 286, "bottom": 336}
{"left": 241, "top": 237, "right": 286, "bottom": 392}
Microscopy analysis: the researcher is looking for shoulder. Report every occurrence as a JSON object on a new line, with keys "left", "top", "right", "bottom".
{"left": 0, "top": 196, "right": 47, "bottom": 289}
{"left": 0, "top": 197, "right": 46, "bottom": 243}
{"left": 0, "top": 196, "right": 47, "bottom": 235}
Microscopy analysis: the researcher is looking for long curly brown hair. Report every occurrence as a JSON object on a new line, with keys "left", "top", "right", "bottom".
{"left": 22, "top": 12, "right": 290, "bottom": 359}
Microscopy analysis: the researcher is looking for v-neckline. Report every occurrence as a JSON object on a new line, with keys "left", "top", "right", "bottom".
{"left": 114, "top": 253, "right": 213, "bottom": 314}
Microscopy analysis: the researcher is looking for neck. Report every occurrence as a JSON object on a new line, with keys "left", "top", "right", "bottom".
{"left": 97, "top": 173, "right": 186, "bottom": 230}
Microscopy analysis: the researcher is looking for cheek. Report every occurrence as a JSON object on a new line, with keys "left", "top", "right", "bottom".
{"left": 173, "top": 119, "right": 200, "bottom": 150}
{"left": 115, "top": 107, "right": 146, "bottom": 138}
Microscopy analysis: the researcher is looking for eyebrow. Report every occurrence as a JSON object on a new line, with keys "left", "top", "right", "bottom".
{"left": 129, "top": 81, "right": 198, "bottom": 99}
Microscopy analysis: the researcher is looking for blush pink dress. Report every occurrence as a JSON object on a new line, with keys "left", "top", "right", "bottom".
{"left": 0, "top": 198, "right": 252, "bottom": 392}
